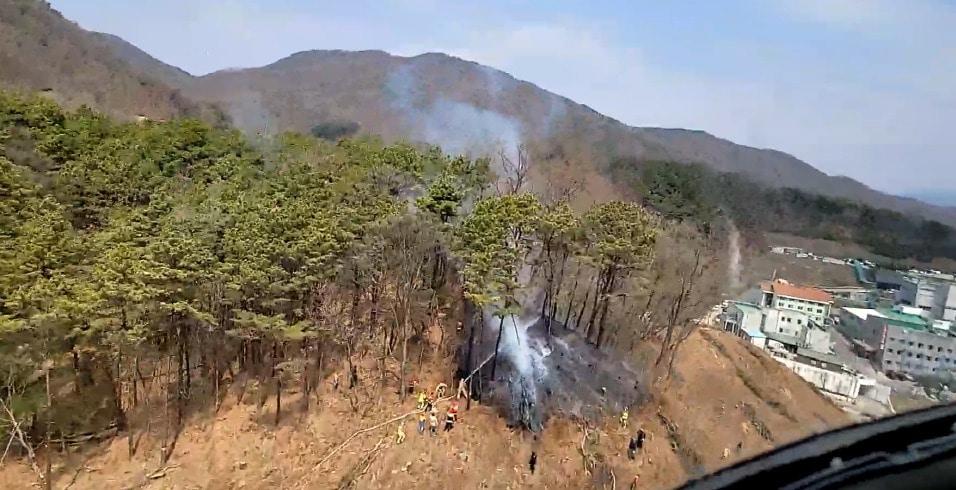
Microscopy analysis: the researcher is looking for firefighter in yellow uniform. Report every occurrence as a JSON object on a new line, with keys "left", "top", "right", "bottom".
{"left": 417, "top": 391, "right": 427, "bottom": 410}
{"left": 620, "top": 407, "right": 629, "bottom": 429}
{"left": 396, "top": 421, "right": 406, "bottom": 444}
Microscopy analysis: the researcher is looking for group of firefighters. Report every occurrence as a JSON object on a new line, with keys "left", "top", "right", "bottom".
{"left": 622, "top": 406, "right": 647, "bottom": 489}
{"left": 396, "top": 378, "right": 470, "bottom": 444}
{"left": 621, "top": 407, "right": 647, "bottom": 460}
{"left": 393, "top": 378, "right": 646, "bottom": 484}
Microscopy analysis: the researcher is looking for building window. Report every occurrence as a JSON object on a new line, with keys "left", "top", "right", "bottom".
{"left": 908, "top": 352, "right": 914, "bottom": 357}
{"left": 935, "top": 357, "right": 940, "bottom": 362}
{"left": 939, "top": 347, "right": 944, "bottom": 352}
{"left": 909, "top": 342, "right": 914, "bottom": 346}
{"left": 917, "top": 354, "right": 923, "bottom": 359}
{"left": 919, "top": 343, "right": 924, "bottom": 348}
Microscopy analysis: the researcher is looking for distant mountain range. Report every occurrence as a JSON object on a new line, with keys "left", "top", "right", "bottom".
{"left": 904, "top": 190, "right": 956, "bottom": 208}
{"left": 4, "top": 0, "right": 955, "bottom": 227}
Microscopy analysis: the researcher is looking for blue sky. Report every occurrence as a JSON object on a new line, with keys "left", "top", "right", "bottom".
{"left": 52, "top": 0, "right": 956, "bottom": 197}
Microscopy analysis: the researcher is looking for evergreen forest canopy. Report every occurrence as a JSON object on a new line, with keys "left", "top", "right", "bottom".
{"left": 0, "top": 92, "right": 721, "bottom": 481}
{"left": 611, "top": 158, "right": 956, "bottom": 263}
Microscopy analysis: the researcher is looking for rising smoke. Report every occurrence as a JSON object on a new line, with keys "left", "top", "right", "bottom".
{"left": 385, "top": 63, "right": 523, "bottom": 177}
{"left": 728, "top": 221, "right": 743, "bottom": 291}
{"left": 388, "top": 59, "right": 645, "bottom": 430}
{"left": 487, "top": 312, "right": 549, "bottom": 432}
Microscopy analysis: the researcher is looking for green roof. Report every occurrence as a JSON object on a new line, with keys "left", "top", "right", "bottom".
{"left": 731, "top": 302, "right": 762, "bottom": 315}
{"left": 876, "top": 309, "right": 928, "bottom": 330}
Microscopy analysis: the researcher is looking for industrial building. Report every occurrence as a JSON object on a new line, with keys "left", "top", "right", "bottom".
{"left": 895, "top": 277, "right": 956, "bottom": 322}
{"left": 760, "top": 279, "right": 833, "bottom": 325}
{"left": 875, "top": 269, "right": 905, "bottom": 291}
{"left": 723, "top": 300, "right": 827, "bottom": 352}
{"left": 723, "top": 280, "right": 835, "bottom": 354}
{"left": 769, "top": 348, "right": 876, "bottom": 402}
{"left": 847, "top": 305, "right": 956, "bottom": 377}
{"left": 722, "top": 279, "right": 877, "bottom": 403}
{"left": 821, "top": 286, "right": 872, "bottom": 306}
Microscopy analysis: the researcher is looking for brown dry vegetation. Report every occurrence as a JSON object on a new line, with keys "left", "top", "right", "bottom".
{"left": 742, "top": 251, "right": 858, "bottom": 288}
{"left": 0, "top": 329, "right": 848, "bottom": 489}
{"left": 768, "top": 232, "right": 956, "bottom": 273}
{"left": 0, "top": 1, "right": 220, "bottom": 122}
{"left": 172, "top": 51, "right": 956, "bottom": 227}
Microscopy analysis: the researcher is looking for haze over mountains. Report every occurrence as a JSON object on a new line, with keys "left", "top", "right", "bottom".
{"left": 905, "top": 190, "right": 956, "bottom": 208}
{"left": 4, "top": 0, "right": 954, "bottom": 226}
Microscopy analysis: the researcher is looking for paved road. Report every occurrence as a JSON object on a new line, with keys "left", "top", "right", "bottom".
{"left": 830, "top": 329, "right": 916, "bottom": 396}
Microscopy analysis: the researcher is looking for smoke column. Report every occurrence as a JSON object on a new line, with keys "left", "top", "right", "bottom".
{"left": 385, "top": 63, "right": 523, "bottom": 176}
{"left": 728, "top": 221, "right": 742, "bottom": 291}
{"left": 486, "top": 311, "right": 550, "bottom": 431}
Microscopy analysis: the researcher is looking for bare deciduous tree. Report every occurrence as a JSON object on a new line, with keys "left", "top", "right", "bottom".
{"left": 612, "top": 222, "right": 725, "bottom": 371}
{"left": 497, "top": 144, "right": 531, "bottom": 195}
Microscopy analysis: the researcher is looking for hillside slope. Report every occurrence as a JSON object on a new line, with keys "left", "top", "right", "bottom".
{"left": 159, "top": 49, "right": 956, "bottom": 226}
{"left": 3, "top": 2, "right": 950, "bottom": 225}
{"left": 0, "top": 1, "right": 217, "bottom": 121}
{"left": 0, "top": 329, "right": 848, "bottom": 489}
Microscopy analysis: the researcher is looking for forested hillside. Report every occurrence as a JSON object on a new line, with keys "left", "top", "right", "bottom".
{"left": 0, "top": 0, "right": 222, "bottom": 123}
{"left": 611, "top": 158, "right": 956, "bottom": 262}
{"left": 4, "top": 0, "right": 955, "bottom": 256}
{"left": 161, "top": 49, "right": 956, "bottom": 228}
{"left": 0, "top": 92, "right": 731, "bottom": 488}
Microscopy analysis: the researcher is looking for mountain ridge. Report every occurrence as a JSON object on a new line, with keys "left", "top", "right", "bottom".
{"left": 177, "top": 48, "right": 956, "bottom": 225}
{"left": 0, "top": 0, "right": 223, "bottom": 122}
{"left": 4, "top": 1, "right": 954, "bottom": 226}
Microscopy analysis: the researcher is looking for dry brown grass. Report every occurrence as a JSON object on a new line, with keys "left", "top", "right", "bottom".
{"left": 0, "top": 330, "right": 848, "bottom": 489}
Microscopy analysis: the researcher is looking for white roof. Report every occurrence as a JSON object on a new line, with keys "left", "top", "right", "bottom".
{"left": 842, "top": 307, "right": 885, "bottom": 321}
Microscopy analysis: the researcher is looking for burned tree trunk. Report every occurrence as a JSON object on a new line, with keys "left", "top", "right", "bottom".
{"left": 491, "top": 315, "right": 506, "bottom": 380}
{"left": 564, "top": 267, "right": 582, "bottom": 328}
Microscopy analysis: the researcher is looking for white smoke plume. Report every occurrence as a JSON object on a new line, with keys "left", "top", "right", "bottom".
{"left": 491, "top": 313, "right": 550, "bottom": 380}
{"left": 385, "top": 63, "right": 524, "bottom": 179}
{"left": 728, "top": 221, "right": 743, "bottom": 291}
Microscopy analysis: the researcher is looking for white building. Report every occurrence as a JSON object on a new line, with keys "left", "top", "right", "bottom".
{"left": 840, "top": 307, "right": 884, "bottom": 325}
{"left": 722, "top": 300, "right": 831, "bottom": 354}
{"left": 896, "top": 278, "right": 956, "bottom": 321}
{"left": 760, "top": 279, "right": 833, "bottom": 325}
{"left": 896, "top": 278, "right": 938, "bottom": 314}
{"left": 804, "top": 323, "right": 832, "bottom": 352}
{"left": 838, "top": 307, "right": 886, "bottom": 341}
{"left": 762, "top": 308, "right": 810, "bottom": 338}
{"left": 722, "top": 302, "right": 763, "bottom": 336}
{"left": 770, "top": 348, "right": 875, "bottom": 402}
{"left": 934, "top": 283, "right": 956, "bottom": 321}
{"left": 741, "top": 327, "right": 768, "bottom": 349}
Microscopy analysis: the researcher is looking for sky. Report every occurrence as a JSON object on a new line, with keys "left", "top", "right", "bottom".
{"left": 52, "top": 0, "right": 956, "bottom": 198}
